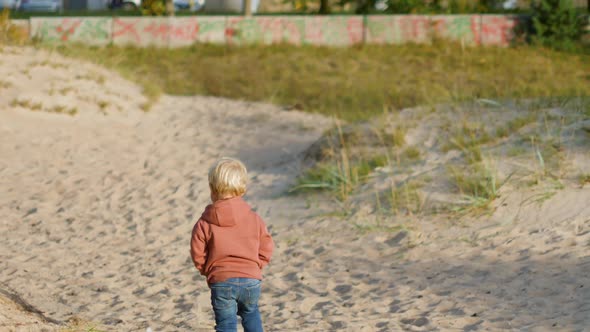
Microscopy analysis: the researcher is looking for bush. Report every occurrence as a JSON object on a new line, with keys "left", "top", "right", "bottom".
{"left": 0, "top": 9, "right": 29, "bottom": 45}
{"left": 373, "top": 0, "right": 497, "bottom": 14}
{"left": 141, "top": 0, "right": 167, "bottom": 15}
{"left": 531, "top": 0, "right": 586, "bottom": 50}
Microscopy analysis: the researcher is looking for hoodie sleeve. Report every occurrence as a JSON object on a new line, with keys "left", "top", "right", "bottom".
{"left": 190, "top": 219, "right": 209, "bottom": 276}
{"left": 258, "top": 216, "right": 274, "bottom": 269}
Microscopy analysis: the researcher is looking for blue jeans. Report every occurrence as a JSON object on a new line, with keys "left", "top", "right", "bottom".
{"left": 210, "top": 278, "right": 263, "bottom": 332}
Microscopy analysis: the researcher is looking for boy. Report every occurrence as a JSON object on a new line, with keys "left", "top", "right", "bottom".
{"left": 190, "top": 158, "right": 274, "bottom": 332}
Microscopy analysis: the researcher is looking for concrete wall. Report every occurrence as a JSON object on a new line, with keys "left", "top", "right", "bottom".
{"left": 18, "top": 14, "right": 589, "bottom": 48}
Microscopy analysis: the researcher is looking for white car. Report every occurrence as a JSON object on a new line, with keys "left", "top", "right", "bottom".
{"left": 173, "top": 0, "right": 205, "bottom": 11}
{"left": 0, "top": 0, "right": 20, "bottom": 9}
{"left": 19, "top": 0, "right": 61, "bottom": 11}
{"left": 109, "top": 0, "right": 204, "bottom": 11}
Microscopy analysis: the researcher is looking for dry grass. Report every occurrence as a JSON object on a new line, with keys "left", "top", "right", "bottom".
{"left": 295, "top": 97, "right": 589, "bottom": 220}
{"left": 0, "top": 9, "right": 29, "bottom": 46}
{"left": 53, "top": 42, "right": 590, "bottom": 121}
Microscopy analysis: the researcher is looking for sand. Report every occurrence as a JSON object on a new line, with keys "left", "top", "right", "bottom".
{"left": 0, "top": 46, "right": 589, "bottom": 332}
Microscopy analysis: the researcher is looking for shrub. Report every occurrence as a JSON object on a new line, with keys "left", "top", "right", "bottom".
{"left": 0, "top": 9, "right": 29, "bottom": 45}
{"left": 531, "top": 0, "right": 586, "bottom": 50}
{"left": 141, "top": 0, "right": 167, "bottom": 15}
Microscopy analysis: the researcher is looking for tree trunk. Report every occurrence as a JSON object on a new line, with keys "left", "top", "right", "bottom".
{"left": 319, "top": 0, "right": 330, "bottom": 14}
{"left": 166, "top": 0, "right": 175, "bottom": 16}
{"left": 244, "top": 0, "right": 252, "bottom": 16}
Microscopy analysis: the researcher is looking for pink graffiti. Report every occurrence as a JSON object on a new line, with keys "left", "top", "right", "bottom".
{"left": 54, "top": 19, "right": 82, "bottom": 41}
{"left": 113, "top": 19, "right": 141, "bottom": 43}
{"left": 282, "top": 19, "right": 304, "bottom": 45}
{"left": 398, "top": 16, "right": 430, "bottom": 42}
{"left": 143, "top": 22, "right": 171, "bottom": 42}
{"left": 471, "top": 16, "right": 481, "bottom": 45}
{"left": 481, "top": 16, "right": 517, "bottom": 46}
{"left": 256, "top": 18, "right": 283, "bottom": 44}
{"left": 225, "top": 17, "right": 284, "bottom": 44}
{"left": 346, "top": 18, "right": 364, "bottom": 44}
{"left": 366, "top": 16, "right": 395, "bottom": 44}
{"left": 224, "top": 27, "right": 235, "bottom": 39}
{"left": 305, "top": 17, "right": 324, "bottom": 46}
{"left": 169, "top": 21, "right": 200, "bottom": 42}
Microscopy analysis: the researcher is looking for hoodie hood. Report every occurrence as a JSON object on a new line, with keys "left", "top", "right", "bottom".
{"left": 201, "top": 196, "right": 251, "bottom": 227}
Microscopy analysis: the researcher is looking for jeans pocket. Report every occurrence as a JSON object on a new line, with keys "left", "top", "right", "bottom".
{"left": 244, "top": 282, "right": 261, "bottom": 306}
{"left": 211, "top": 286, "right": 233, "bottom": 310}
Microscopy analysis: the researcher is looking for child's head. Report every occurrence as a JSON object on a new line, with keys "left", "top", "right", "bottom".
{"left": 208, "top": 158, "right": 248, "bottom": 201}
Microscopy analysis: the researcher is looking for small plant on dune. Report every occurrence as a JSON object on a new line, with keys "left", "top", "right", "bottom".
{"left": 448, "top": 160, "right": 503, "bottom": 212}
{"left": 139, "top": 82, "right": 162, "bottom": 112}
{"left": 495, "top": 113, "right": 538, "bottom": 138}
{"left": 400, "top": 146, "right": 421, "bottom": 162}
{"left": 29, "top": 60, "right": 69, "bottom": 69}
{"left": 579, "top": 174, "right": 590, "bottom": 186}
{"left": 59, "top": 87, "right": 74, "bottom": 95}
{"left": 386, "top": 179, "right": 424, "bottom": 216}
{"left": 292, "top": 152, "right": 387, "bottom": 203}
{"left": 442, "top": 120, "right": 492, "bottom": 159}
{"left": 383, "top": 126, "right": 407, "bottom": 148}
{"left": 291, "top": 123, "right": 388, "bottom": 203}
{"left": 62, "top": 316, "right": 106, "bottom": 332}
{"left": 97, "top": 100, "right": 110, "bottom": 113}
{"left": 526, "top": 111, "right": 567, "bottom": 183}
{"left": 0, "top": 79, "right": 11, "bottom": 89}
{"left": 11, "top": 98, "right": 43, "bottom": 111}
{"left": 30, "top": 102, "right": 42, "bottom": 111}
{"left": 56, "top": 105, "right": 78, "bottom": 116}
{"left": 76, "top": 73, "right": 106, "bottom": 85}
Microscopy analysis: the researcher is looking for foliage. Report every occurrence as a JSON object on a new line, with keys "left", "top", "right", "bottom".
{"left": 0, "top": 9, "right": 29, "bottom": 45}
{"left": 291, "top": 141, "right": 387, "bottom": 202}
{"left": 141, "top": 0, "right": 167, "bottom": 15}
{"left": 384, "top": 0, "right": 496, "bottom": 14}
{"left": 531, "top": 0, "right": 587, "bottom": 50}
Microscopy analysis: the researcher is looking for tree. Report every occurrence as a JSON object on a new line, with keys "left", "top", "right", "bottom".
{"left": 531, "top": 0, "right": 585, "bottom": 49}
{"left": 319, "top": 0, "right": 330, "bottom": 14}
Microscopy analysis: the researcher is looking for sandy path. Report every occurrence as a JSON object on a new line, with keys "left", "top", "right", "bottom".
{"left": 1, "top": 47, "right": 589, "bottom": 332}
{"left": 0, "top": 94, "right": 331, "bottom": 331}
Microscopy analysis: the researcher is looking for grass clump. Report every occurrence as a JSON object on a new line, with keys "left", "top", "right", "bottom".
{"left": 0, "top": 79, "right": 11, "bottom": 89}
{"left": 400, "top": 146, "right": 421, "bottom": 161}
{"left": 53, "top": 43, "right": 590, "bottom": 121}
{"left": 448, "top": 161, "right": 501, "bottom": 211}
{"left": 292, "top": 154, "right": 387, "bottom": 202}
{"left": 579, "top": 174, "right": 590, "bottom": 186}
{"left": 384, "top": 180, "right": 424, "bottom": 216}
{"left": 495, "top": 113, "right": 538, "bottom": 138}
{"left": 61, "top": 316, "right": 106, "bottom": 332}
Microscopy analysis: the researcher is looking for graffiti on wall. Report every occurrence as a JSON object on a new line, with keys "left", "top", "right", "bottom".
{"left": 225, "top": 17, "right": 283, "bottom": 45}
{"left": 112, "top": 17, "right": 226, "bottom": 46}
{"left": 224, "top": 16, "right": 364, "bottom": 46}
{"left": 366, "top": 15, "right": 430, "bottom": 44}
{"left": 431, "top": 15, "right": 480, "bottom": 44}
{"left": 31, "top": 17, "right": 111, "bottom": 45}
{"left": 292, "top": 16, "right": 364, "bottom": 46}
{"left": 481, "top": 15, "right": 519, "bottom": 46}
{"left": 27, "top": 14, "right": 545, "bottom": 48}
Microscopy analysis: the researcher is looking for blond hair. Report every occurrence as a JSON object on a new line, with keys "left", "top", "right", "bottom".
{"left": 208, "top": 158, "right": 248, "bottom": 197}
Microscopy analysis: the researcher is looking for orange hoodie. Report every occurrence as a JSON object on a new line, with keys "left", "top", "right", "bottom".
{"left": 190, "top": 196, "right": 274, "bottom": 285}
